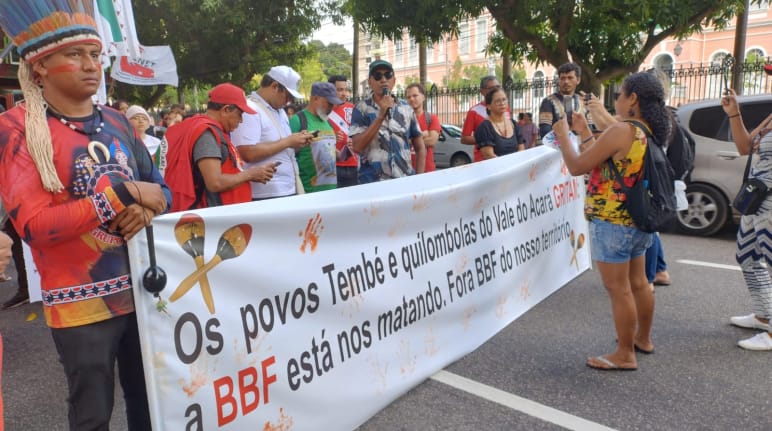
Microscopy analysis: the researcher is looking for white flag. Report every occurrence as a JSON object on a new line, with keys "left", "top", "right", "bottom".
{"left": 94, "top": 0, "right": 141, "bottom": 58}
{"left": 111, "top": 45, "right": 179, "bottom": 87}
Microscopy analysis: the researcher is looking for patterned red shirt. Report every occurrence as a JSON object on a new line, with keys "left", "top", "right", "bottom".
{"left": 0, "top": 105, "right": 170, "bottom": 328}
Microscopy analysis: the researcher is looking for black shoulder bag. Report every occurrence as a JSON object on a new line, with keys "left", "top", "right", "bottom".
{"left": 732, "top": 136, "right": 769, "bottom": 215}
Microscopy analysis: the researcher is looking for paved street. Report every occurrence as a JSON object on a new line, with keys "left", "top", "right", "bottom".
{"left": 2, "top": 226, "right": 770, "bottom": 430}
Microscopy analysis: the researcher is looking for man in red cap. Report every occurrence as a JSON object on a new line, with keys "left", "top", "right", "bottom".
{"left": 164, "top": 83, "right": 278, "bottom": 211}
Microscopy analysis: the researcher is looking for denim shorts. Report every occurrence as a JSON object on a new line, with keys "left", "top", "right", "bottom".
{"left": 588, "top": 219, "right": 653, "bottom": 263}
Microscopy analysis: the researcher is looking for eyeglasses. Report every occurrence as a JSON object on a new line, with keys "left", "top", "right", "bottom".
{"left": 371, "top": 71, "right": 394, "bottom": 80}
{"left": 492, "top": 98, "right": 508, "bottom": 105}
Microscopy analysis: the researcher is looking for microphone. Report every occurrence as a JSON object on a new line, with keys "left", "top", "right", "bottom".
{"left": 382, "top": 87, "right": 391, "bottom": 119}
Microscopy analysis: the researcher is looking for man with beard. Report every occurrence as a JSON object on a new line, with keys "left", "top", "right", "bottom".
{"left": 539, "top": 62, "right": 585, "bottom": 137}
{"left": 290, "top": 82, "right": 343, "bottom": 192}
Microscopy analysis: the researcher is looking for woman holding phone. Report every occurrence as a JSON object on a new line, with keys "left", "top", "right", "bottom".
{"left": 553, "top": 72, "right": 670, "bottom": 370}
{"left": 722, "top": 88, "right": 772, "bottom": 351}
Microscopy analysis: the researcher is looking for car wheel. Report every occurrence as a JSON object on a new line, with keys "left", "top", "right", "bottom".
{"left": 450, "top": 153, "right": 471, "bottom": 167}
{"left": 676, "top": 183, "right": 729, "bottom": 236}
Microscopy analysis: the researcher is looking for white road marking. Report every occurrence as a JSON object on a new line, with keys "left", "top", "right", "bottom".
{"left": 676, "top": 259, "right": 741, "bottom": 271}
{"left": 426, "top": 258, "right": 739, "bottom": 430}
{"left": 430, "top": 370, "right": 618, "bottom": 431}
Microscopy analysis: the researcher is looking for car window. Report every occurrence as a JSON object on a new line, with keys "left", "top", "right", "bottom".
{"left": 442, "top": 126, "right": 462, "bottom": 138}
{"left": 689, "top": 101, "right": 772, "bottom": 142}
{"left": 738, "top": 101, "right": 772, "bottom": 136}
{"left": 689, "top": 105, "right": 730, "bottom": 141}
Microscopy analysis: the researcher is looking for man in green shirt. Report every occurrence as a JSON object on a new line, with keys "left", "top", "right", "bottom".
{"left": 289, "top": 82, "right": 342, "bottom": 192}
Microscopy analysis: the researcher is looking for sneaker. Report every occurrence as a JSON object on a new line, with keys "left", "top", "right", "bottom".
{"left": 1, "top": 291, "right": 29, "bottom": 310}
{"left": 737, "top": 332, "right": 772, "bottom": 351}
{"left": 730, "top": 314, "right": 771, "bottom": 331}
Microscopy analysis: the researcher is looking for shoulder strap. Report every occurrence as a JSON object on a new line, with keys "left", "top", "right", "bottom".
{"left": 624, "top": 119, "right": 656, "bottom": 146}
{"left": 606, "top": 120, "right": 653, "bottom": 195}
{"left": 425, "top": 112, "right": 431, "bottom": 128}
{"left": 248, "top": 94, "right": 288, "bottom": 139}
{"left": 742, "top": 139, "right": 755, "bottom": 180}
{"left": 606, "top": 158, "right": 634, "bottom": 195}
{"left": 297, "top": 110, "right": 308, "bottom": 132}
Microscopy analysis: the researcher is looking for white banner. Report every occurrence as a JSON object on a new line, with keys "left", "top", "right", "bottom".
{"left": 129, "top": 147, "right": 591, "bottom": 430}
{"left": 111, "top": 45, "right": 179, "bottom": 87}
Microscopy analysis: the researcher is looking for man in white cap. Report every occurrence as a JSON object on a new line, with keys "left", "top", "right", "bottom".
{"left": 0, "top": 1, "right": 170, "bottom": 429}
{"left": 232, "top": 66, "right": 315, "bottom": 199}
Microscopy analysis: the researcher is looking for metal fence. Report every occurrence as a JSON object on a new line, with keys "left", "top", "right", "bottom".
{"left": 376, "top": 59, "right": 772, "bottom": 127}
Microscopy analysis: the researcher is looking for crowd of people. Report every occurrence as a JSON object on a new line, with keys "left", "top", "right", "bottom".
{"left": 0, "top": 1, "right": 770, "bottom": 430}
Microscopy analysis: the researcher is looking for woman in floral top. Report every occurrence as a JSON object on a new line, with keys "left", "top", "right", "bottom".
{"left": 554, "top": 72, "right": 671, "bottom": 371}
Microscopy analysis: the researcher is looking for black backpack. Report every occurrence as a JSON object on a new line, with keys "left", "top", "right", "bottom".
{"left": 607, "top": 120, "right": 677, "bottom": 233}
{"left": 666, "top": 116, "right": 695, "bottom": 181}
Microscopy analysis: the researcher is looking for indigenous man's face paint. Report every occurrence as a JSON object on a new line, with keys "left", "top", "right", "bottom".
{"left": 35, "top": 43, "right": 103, "bottom": 100}
{"left": 47, "top": 63, "right": 82, "bottom": 75}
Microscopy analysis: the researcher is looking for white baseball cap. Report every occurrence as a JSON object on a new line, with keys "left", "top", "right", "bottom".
{"left": 267, "top": 65, "right": 303, "bottom": 99}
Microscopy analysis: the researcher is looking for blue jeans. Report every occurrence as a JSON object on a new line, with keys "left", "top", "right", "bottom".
{"left": 645, "top": 233, "right": 667, "bottom": 283}
{"left": 589, "top": 219, "right": 653, "bottom": 263}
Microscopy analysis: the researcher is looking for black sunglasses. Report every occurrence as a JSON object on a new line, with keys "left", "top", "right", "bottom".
{"left": 371, "top": 70, "right": 394, "bottom": 80}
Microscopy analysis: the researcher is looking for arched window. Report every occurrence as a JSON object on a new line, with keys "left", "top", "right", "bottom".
{"left": 532, "top": 71, "right": 545, "bottom": 100}
{"left": 710, "top": 51, "right": 730, "bottom": 67}
{"left": 745, "top": 48, "right": 767, "bottom": 94}
{"left": 708, "top": 51, "right": 731, "bottom": 98}
{"left": 746, "top": 48, "right": 766, "bottom": 63}
{"left": 653, "top": 54, "right": 674, "bottom": 74}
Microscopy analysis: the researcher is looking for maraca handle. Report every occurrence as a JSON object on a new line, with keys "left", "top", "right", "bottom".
{"left": 169, "top": 255, "right": 222, "bottom": 303}
{"left": 195, "top": 256, "right": 215, "bottom": 313}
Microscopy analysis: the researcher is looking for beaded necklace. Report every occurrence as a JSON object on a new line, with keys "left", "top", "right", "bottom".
{"left": 491, "top": 118, "right": 510, "bottom": 137}
{"left": 47, "top": 105, "right": 104, "bottom": 138}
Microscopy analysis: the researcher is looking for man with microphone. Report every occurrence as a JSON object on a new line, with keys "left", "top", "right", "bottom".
{"left": 350, "top": 60, "right": 426, "bottom": 183}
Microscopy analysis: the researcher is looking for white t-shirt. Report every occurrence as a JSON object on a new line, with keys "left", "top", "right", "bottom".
{"left": 231, "top": 93, "right": 297, "bottom": 199}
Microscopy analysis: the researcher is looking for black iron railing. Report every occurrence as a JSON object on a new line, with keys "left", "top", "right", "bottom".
{"left": 362, "top": 59, "right": 771, "bottom": 126}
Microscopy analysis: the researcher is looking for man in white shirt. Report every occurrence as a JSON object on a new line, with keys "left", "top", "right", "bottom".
{"left": 231, "top": 66, "right": 314, "bottom": 199}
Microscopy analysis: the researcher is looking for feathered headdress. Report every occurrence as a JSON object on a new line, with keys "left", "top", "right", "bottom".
{"left": 0, "top": 0, "right": 102, "bottom": 193}
{"left": 0, "top": 0, "right": 101, "bottom": 62}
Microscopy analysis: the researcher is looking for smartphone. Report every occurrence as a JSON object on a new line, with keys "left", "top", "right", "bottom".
{"left": 584, "top": 93, "right": 592, "bottom": 102}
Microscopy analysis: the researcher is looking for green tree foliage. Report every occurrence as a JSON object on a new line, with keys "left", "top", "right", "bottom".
{"left": 295, "top": 50, "right": 328, "bottom": 98}
{"left": 442, "top": 58, "right": 521, "bottom": 90}
{"left": 346, "top": 0, "right": 744, "bottom": 92}
{"left": 308, "top": 40, "right": 353, "bottom": 78}
{"left": 113, "top": 0, "right": 330, "bottom": 106}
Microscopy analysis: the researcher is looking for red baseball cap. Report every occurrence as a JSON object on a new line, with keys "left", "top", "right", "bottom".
{"left": 208, "top": 83, "right": 256, "bottom": 114}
